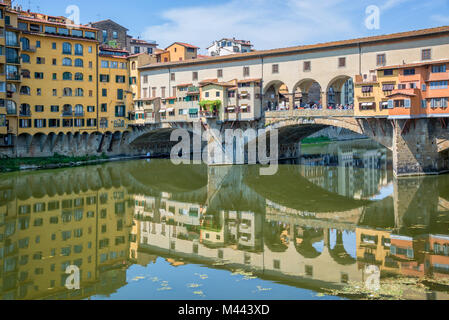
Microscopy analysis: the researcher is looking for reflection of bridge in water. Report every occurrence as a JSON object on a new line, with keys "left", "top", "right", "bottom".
{"left": 2, "top": 146, "right": 449, "bottom": 299}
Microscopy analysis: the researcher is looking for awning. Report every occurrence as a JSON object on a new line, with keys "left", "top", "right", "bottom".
{"left": 240, "top": 105, "right": 248, "bottom": 109}
{"left": 159, "top": 109, "right": 166, "bottom": 113}
{"left": 189, "top": 108, "right": 199, "bottom": 114}
{"left": 382, "top": 102, "right": 389, "bottom": 106}
{"left": 166, "top": 108, "right": 174, "bottom": 112}
{"left": 227, "top": 107, "right": 235, "bottom": 111}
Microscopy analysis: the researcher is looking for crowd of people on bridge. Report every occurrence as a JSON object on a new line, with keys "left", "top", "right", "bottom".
{"left": 265, "top": 101, "right": 354, "bottom": 112}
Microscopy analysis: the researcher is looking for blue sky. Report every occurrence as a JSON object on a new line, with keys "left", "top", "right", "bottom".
{"left": 12, "top": 0, "right": 449, "bottom": 53}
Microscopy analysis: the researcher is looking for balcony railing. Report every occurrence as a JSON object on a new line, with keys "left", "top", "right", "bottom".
{"left": 6, "top": 73, "right": 21, "bottom": 81}
{"left": 62, "top": 111, "right": 73, "bottom": 117}
{"left": 22, "top": 45, "right": 37, "bottom": 53}
{"left": 200, "top": 111, "right": 219, "bottom": 118}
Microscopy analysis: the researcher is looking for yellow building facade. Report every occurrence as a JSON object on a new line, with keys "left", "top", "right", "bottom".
{"left": 354, "top": 69, "right": 400, "bottom": 118}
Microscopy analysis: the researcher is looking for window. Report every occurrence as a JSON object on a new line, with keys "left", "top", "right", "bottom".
{"left": 217, "top": 69, "right": 223, "bottom": 78}
{"left": 100, "top": 74, "right": 110, "bottom": 82}
{"left": 113, "top": 31, "right": 118, "bottom": 39}
{"left": 35, "top": 105, "right": 44, "bottom": 112}
{"left": 62, "top": 42, "right": 72, "bottom": 54}
{"left": 272, "top": 64, "right": 279, "bottom": 74}
{"left": 63, "top": 88, "right": 72, "bottom": 96}
{"left": 338, "top": 57, "right": 346, "bottom": 68}
{"left": 101, "top": 104, "right": 107, "bottom": 112}
{"left": 63, "top": 72, "right": 72, "bottom": 80}
{"left": 75, "top": 88, "right": 84, "bottom": 97}
{"left": 404, "top": 69, "right": 415, "bottom": 75}
{"left": 102, "top": 89, "right": 107, "bottom": 97}
{"left": 377, "top": 54, "right": 386, "bottom": 66}
{"left": 58, "top": 28, "right": 69, "bottom": 36}
{"left": 52, "top": 42, "right": 57, "bottom": 49}
{"left": 87, "top": 106, "right": 95, "bottom": 112}
{"left": 75, "top": 73, "right": 83, "bottom": 81}
{"left": 101, "top": 60, "right": 109, "bottom": 68}
{"left": 384, "top": 69, "right": 393, "bottom": 76}
{"left": 116, "top": 75, "right": 125, "bottom": 83}
{"left": 117, "top": 89, "right": 124, "bottom": 100}
{"left": 422, "top": 49, "right": 431, "bottom": 61}
{"left": 243, "top": 66, "right": 250, "bottom": 77}
{"left": 303, "top": 61, "right": 311, "bottom": 72}
{"left": 21, "top": 54, "right": 30, "bottom": 63}
{"left": 430, "top": 98, "right": 448, "bottom": 108}
{"left": 36, "top": 40, "right": 41, "bottom": 48}
{"left": 62, "top": 58, "right": 72, "bottom": 66}
{"left": 34, "top": 72, "right": 44, "bottom": 79}
{"left": 432, "top": 65, "right": 447, "bottom": 73}
{"left": 52, "top": 73, "right": 57, "bottom": 80}
{"left": 52, "top": 58, "right": 57, "bottom": 65}
{"left": 171, "top": 73, "right": 175, "bottom": 81}
{"left": 20, "top": 86, "right": 30, "bottom": 95}
{"left": 192, "top": 72, "right": 198, "bottom": 81}
{"left": 36, "top": 57, "right": 45, "bottom": 64}
{"left": 51, "top": 105, "right": 59, "bottom": 112}
{"left": 430, "top": 81, "right": 448, "bottom": 90}
{"left": 115, "top": 105, "right": 125, "bottom": 117}
{"left": 74, "top": 58, "right": 83, "bottom": 67}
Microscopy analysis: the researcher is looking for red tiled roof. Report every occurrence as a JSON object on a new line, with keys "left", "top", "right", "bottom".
{"left": 238, "top": 78, "right": 262, "bottom": 83}
{"left": 141, "top": 25, "right": 449, "bottom": 70}
{"left": 175, "top": 83, "right": 193, "bottom": 87}
{"left": 166, "top": 42, "right": 199, "bottom": 50}
{"left": 199, "top": 79, "right": 218, "bottom": 84}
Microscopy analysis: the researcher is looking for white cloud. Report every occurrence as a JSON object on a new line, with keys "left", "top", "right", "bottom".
{"left": 380, "top": 0, "right": 410, "bottom": 11}
{"left": 431, "top": 14, "right": 449, "bottom": 25}
{"left": 142, "top": 0, "right": 359, "bottom": 53}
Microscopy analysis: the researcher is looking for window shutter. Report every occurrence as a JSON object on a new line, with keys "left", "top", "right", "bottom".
{"left": 404, "top": 99, "right": 411, "bottom": 108}
{"left": 388, "top": 100, "right": 394, "bottom": 109}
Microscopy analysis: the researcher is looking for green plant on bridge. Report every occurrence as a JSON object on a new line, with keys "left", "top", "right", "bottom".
{"left": 199, "top": 100, "right": 221, "bottom": 113}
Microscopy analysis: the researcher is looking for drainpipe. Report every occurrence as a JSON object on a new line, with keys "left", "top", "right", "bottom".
{"left": 261, "top": 56, "right": 264, "bottom": 119}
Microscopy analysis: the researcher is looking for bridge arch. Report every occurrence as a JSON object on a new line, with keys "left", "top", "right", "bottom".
{"left": 263, "top": 80, "right": 290, "bottom": 111}
{"left": 326, "top": 75, "right": 354, "bottom": 107}
{"left": 292, "top": 78, "right": 324, "bottom": 108}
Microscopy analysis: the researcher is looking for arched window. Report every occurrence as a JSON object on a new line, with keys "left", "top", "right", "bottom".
{"left": 63, "top": 72, "right": 72, "bottom": 80}
{"left": 74, "top": 73, "right": 83, "bottom": 81}
{"left": 132, "top": 61, "right": 136, "bottom": 70}
{"left": 62, "top": 58, "right": 72, "bottom": 66}
{"left": 63, "top": 104, "right": 72, "bottom": 114}
{"left": 75, "top": 44, "right": 83, "bottom": 56}
{"left": 63, "top": 88, "right": 72, "bottom": 96}
{"left": 75, "top": 104, "right": 83, "bottom": 115}
{"left": 21, "top": 69, "right": 30, "bottom": 79}
{"left": 20, "top": 103, "right": 31, "bottom": 116}
{"left": 62, "top": 42, "right": 72, "bottom": 54}
{"left": 20, "top": 37, "right": 30, "bottom": 50}
{"left": 75, "top": 88, "right": 84, "bottom": 97}
{"left": 20, "top": 86, "right": 31, "bottom": 95}
{"left": 74, "top": 58, "right": 83, "bottom": 67}
{"left": 21, "top": 54, "right": 30, "bottom": 63}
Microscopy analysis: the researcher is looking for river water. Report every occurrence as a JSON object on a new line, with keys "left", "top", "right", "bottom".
{"left": 1, "top": 139, "right": 449, "bottom": 300}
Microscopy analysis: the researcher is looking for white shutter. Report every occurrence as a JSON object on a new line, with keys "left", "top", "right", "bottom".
{"left": 404, "top": 99, "right": 411, "bottom": 108}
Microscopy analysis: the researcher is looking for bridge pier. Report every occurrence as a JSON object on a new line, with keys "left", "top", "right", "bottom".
{"left": 392, "top": 119, "right": 449, "bottom": 177}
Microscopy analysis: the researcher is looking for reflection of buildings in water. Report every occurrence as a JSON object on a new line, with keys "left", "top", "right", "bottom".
{"left": 299, "top": 142, "right": 389, "bottom": 200}
{"left": 0, "top": 186, "right": 133, "bottom": 300}
{"left": 133, "top": 196, "right": 362, "bottom": 289}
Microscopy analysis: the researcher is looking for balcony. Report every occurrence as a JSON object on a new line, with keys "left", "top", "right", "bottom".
{"left": 200, "top": 110, "right": 219, "bottom": 118}
{"left": 6, "top": 73, "right": 21, "bottom": 81}
{"left": 62, "top": 111, "right": 73, "bottom": 117}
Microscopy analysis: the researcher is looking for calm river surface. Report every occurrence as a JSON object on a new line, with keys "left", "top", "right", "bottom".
{"left": 2, "top": 139, "right": 449, "bottom": 300}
